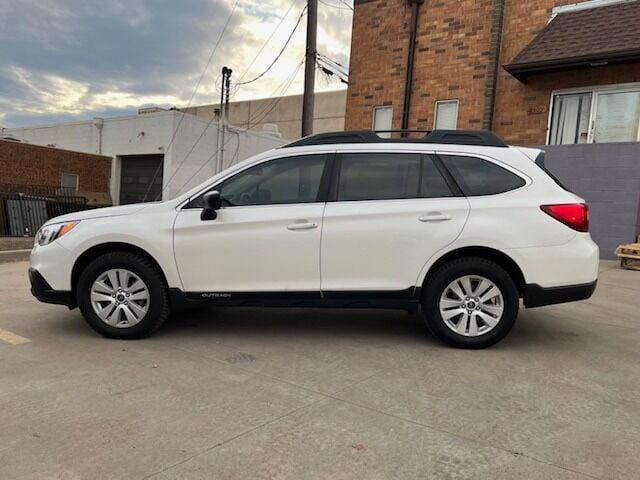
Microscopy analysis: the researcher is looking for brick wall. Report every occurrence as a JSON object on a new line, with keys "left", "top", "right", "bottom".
{"left": 347, "top": 0, "right": 496, "bottom": 132}
{"left": 346, "top": 0, "right": 640, "bottom": 144}
{"left": 0, "top": 140, "right": 111, "bottom": 195}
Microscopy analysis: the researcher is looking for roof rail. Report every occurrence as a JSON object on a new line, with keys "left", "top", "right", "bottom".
{"left": 283, "top": 129, "right": 508, "bottom": 148}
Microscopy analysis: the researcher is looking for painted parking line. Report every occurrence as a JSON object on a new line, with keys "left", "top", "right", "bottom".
{"left": 0, "top": 328, "right": 31, "bottom": 345}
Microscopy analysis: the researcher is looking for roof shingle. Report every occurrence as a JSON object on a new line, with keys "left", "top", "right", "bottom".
{"left": 504, "top": 1, "right": 640, "bottom": 79}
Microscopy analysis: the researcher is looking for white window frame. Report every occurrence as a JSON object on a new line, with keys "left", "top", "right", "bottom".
{"left": 61, "top": 172, "right": 79, "bottom": 191}
{"left": 434, "top": 100, "right": 459, "bottom": 130}
{"left": 547, "top": 82, "right": 640, "bottom": 145}
{"left": 372, "top": 106, "right": 393, "bottom": 138}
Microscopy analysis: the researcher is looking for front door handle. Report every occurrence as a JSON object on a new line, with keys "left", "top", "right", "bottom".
{"left": 419, "top": 212, "right": 451, "bottom": 222}
{"left": 287, "top": 221, "right": 318, "bottom": 231}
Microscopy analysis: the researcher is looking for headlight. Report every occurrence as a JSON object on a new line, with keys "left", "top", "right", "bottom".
{"left": 35, "top": 221, "right": 79, "bottom": 246}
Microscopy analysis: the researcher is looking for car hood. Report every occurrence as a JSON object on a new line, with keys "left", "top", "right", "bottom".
{"left": 45, "top": 203, "right": 151, "bottom": 225}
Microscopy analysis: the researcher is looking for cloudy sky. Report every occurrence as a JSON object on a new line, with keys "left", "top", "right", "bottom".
{"left": 0, "top": 0, "right": 352, "bottom": 128}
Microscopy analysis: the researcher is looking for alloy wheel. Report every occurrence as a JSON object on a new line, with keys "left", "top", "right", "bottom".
{"left": 439, "top": 275, "right": 504, "bottom": 337}
{"left": 90, "top": 269, "right": 150, "bottom": 328}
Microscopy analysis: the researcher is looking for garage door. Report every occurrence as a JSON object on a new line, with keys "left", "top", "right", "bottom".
{"left": 119, "top": 154, "right": 164, "bottom": 204}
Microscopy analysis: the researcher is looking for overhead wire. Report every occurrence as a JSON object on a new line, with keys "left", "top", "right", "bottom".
{"left": 234, "top": 5, "right": 307, "bottom": 86}
{"left": 170, "top": 58, "right": 304, "bottom": 197}
{"left": 319, "top": 0, "right": 353, "bottom": 11}
{"left": 235, "top": 0, "right": 300, "bottom": 85}
{"left": 152, "top": 0, "right": 240, "bottom": 202}
{"left": 142, "top": 0, "right": 241, "bottom": 202}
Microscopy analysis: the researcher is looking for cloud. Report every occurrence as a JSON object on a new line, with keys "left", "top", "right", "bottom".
{"left": 0, "top": 0, "right": 353, "bottom": 128}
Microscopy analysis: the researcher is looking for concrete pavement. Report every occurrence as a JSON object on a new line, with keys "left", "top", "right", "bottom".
{"left": 0, "top": 260, "right": 639, "bottom": 479}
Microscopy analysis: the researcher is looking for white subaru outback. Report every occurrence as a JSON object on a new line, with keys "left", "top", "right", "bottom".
{"left": 29, "top": 130, "right": 599, "bottom": 348}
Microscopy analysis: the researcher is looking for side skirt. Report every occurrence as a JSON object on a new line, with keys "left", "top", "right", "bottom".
{"left": 170, "top": 288, "right": 421, "bottom": 312}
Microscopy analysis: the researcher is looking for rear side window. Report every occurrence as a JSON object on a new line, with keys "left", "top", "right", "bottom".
{"left": 440, "top": 155, "right": 526, "bottom": 196}
{"left": 421, "top": 155, "right": 455, "bottom": 198}
{"left": 336, "top": 153, "right": 455, "bottom": 201}
{"left": 337, "top": 153, "right": 421, "bottom": 201}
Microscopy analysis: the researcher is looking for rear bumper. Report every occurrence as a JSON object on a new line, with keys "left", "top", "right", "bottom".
{"left": 29, "top": 268, "right": 76, "bottom": 309}
{"left": 524, "top": 280, "right": 597, "bottom": 308}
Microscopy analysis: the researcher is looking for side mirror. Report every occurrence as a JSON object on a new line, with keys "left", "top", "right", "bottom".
{"left": 201, "top": 190, "right": 221, "bottom": 221}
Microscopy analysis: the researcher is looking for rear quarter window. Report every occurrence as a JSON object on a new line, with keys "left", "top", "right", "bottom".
{"left": 440, "top": 155, "right": 526, "bottom": 196}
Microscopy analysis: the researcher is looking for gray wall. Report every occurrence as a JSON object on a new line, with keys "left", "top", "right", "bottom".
{"left": 542, "top": 143, "right": 640, "bottom": 259}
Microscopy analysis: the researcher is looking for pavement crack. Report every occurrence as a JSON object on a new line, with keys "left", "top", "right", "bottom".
{"left": 139, "top": 396, "right": 329, "bottom": 480}
{"left": 326, "top": 395, "right": 603, "bottom": 480}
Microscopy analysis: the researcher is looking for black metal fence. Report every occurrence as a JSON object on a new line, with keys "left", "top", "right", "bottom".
{"left": 0, "top": 186, "right": 90, "bottom": 237}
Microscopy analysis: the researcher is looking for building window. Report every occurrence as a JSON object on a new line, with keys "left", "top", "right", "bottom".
{"left": 434, "top": 100, "right": 459, "bottom": 130}
{"left": 549, "top": 84, "right": 640, "bottom": 145}
{"left": 372, "top": 106, "right": 393, "bottom": 138}
{"left": 549, "top": 92, "right": 592, "bottom": 145}
{"left": 61, "top": 173, "right": 79, "bottom": 191}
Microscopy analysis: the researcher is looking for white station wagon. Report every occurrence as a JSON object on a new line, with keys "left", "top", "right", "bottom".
{"left": 30, "top": 130, "right": 598, "bottom": 348}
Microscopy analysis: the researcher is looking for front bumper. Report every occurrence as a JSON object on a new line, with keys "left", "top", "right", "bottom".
{"left": 29, "top": 268, "right": 76, "bottom": 309}
{"left": 524, "top": 280, "right": 597, "bottom": 308}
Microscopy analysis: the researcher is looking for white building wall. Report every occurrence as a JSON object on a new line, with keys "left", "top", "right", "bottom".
{"left": 4, "top": 111, "right": 285, "bottom": 204}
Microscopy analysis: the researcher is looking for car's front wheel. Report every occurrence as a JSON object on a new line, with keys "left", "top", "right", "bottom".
{"left": 77, "top": 252, "right": 169, "bottom": 339}
{"left": 422, "top": 257, "right": 519, "bottom": 348}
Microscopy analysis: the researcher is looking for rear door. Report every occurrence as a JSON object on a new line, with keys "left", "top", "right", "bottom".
{"left": 320, "top": 151, "right": 470, "bottom": 293}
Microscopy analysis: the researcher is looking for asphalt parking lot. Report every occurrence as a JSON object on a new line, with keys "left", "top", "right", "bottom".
{"left": 1, "top": 260, "right": 639, "bottom": 479}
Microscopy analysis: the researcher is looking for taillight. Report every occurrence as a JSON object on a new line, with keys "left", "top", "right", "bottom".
{"left": 540, "top": 203, "right": 589, "bottom": 232}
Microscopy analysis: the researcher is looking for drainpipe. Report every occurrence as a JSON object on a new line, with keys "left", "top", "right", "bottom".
{"left": 483, "top": 0, "right": 506, "bottom": 131}
{"left": 401, "top": 0, "right": 423, "bottom": 137}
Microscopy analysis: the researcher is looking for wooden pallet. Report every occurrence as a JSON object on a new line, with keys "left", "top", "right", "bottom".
{"left": 615, "top": 239, "right": 640, "bottom": 271}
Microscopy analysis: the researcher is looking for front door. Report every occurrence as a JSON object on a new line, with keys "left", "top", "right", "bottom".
{"left": 320, "top": 151, "right": 469, "bottom": 292}
{"left": 173, "top": 154, "right": 329, "bottom": 293}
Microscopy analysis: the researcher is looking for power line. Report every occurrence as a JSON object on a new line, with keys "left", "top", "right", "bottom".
{"left": 170, "top": 59, "right": 304, "bottom": 197}
{"left": 141, "top": 0, "right": 241, "bottom": 202}
{"left": 244, "top": 59, "right": 305, "bottom": 129}
{"left": 234, "top": 6, "right": 307, "bottom": 86}
{"left": 316, "top": 53, "right": 349, "bottom": 78}
{"left": 319, "top": 0, "right": 353, "bottom": 11}
{"left": 235, "top": 0, "right": 300, "bottom": 85}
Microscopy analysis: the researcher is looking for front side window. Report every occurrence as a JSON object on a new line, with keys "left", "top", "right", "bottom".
{"left": 549, "top": 86, "right": 640, "bottom": 144}
{"left": 219, "top": 155, "right": 326, "bottom": 206}
{"left": 440, "top": 155, "right": 525, "bottom": 196}
{"left": 187, "top": 155, "right": 326, "bottom": 208}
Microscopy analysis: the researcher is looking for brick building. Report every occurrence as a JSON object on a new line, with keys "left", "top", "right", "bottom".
{"left": 0, "top": 139, "right": 112, "bottom": 204}
{"left": 346, "top": 0, "right": 640, "bottom": 146}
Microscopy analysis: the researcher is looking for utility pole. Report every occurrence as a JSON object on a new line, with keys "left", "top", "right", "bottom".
{"left": 216, "top": 66, "right": 231, "bottom": 173}
{"left": 301, "top": 0, "right": 317, "bottom": 138}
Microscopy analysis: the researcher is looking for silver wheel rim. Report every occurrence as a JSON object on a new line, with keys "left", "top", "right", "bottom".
{"left": 439, "top": 275, "right": 504, "bottom": 337}
{"left": 90, "top": 269, "right": 150, "bottom": 328}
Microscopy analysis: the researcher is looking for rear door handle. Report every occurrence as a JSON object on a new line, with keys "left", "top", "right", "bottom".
{"left": 419, "top": 212, "right": 451, "bottom": 222}
{"left": 287, "top": 221, "right": 318, "bottom": 231}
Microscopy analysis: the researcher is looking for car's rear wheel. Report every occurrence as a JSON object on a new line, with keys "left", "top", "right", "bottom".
{"left": 77, "top": 252, "right": 169, "bottom": 339}
{"left": 423, "top": 258, "right": 519, "bottom": 348}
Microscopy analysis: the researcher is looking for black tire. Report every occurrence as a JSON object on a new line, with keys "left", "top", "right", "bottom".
{"left": 77, "top": 251, "right": 170, "bottom": 339}
{"left": 422, "top": 257, "right": 519, "bottom": 349}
